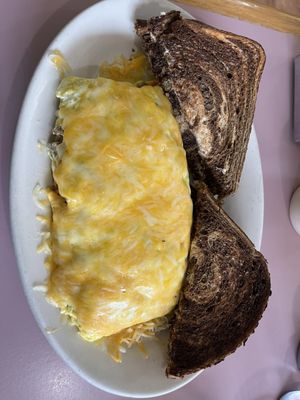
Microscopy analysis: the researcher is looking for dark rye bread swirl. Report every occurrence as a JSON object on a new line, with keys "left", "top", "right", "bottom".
{"left": 166, "top": 183, "right": 271, "bottom": 378}
{"left": 135, "top": 11, "right": 266, "bottom": 197}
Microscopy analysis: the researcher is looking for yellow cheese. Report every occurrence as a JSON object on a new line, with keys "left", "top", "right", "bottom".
{"left": 46, "top": 57, "right": 192, "bottom": 343}
{"left": 50, "top": 50, "right": 71, "bottom": 78}
{"left": 99, "top": 53, "right": 155, "bottom": 84}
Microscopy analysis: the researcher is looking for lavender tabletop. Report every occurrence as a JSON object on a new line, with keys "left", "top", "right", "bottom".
{"left": 1, "top": 1, "right": 300, "bottom": 399}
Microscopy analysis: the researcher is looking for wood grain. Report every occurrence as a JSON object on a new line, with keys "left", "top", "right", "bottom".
{"left": 258, "top": 0, "right": 300, "bottom": 16}
{"left": 177, "top": 0, "right": 300, "bottom": 35}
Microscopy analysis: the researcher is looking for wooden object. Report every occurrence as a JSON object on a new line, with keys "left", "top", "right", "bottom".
{"left": 177, "top": 0, "right": 300, "bottom": 35}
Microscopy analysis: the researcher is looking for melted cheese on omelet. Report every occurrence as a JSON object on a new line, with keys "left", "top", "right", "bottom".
{"left": 46, "top": 57, "right": 192, "bottom": 342}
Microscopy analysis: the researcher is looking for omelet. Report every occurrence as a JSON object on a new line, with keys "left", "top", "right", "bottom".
{"left": 46, "top": 55, "right": 192, "bottom": 351}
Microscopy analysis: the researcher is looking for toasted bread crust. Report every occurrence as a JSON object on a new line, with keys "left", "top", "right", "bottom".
{"left": 135, "top": 11, "right": 265, "bottom": 197}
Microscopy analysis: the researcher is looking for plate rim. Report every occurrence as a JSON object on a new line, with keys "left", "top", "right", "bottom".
{"left": 9, "top": 0, "right": 264, "bottom": 397}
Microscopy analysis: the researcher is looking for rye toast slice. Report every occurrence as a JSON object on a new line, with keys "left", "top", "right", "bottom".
{"left": 166, "top": 183, "right": 271, "bottom": 377}
{"left": 135, "top": 11, "right": 265, "bottom": 197}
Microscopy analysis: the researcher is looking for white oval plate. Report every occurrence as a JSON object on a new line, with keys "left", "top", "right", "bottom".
{"left": 10, "top": 0, "right": 264, "bottom": 397}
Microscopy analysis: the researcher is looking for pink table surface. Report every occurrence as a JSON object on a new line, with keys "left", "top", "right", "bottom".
{"left": 1, "top": 1, "right": 300, "bottom": 399}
